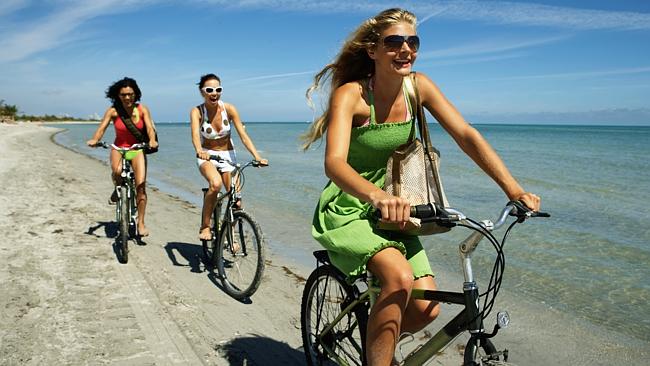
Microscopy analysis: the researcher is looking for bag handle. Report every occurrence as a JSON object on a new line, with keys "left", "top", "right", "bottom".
{"left": 404, "top": 72, "right": 449, "bottom": 206}
{"left": 403, "top": 73, "right": 438, "bottom": 154}
{"left": 115, "top": 104, "right": 146, "bottom": 143}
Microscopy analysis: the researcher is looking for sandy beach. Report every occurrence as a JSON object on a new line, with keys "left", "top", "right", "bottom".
{"left": 1, "top": 123, "right": 648, "bottom": 365}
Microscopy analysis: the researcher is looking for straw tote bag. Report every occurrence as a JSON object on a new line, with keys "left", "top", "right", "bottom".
{"left": 378, "top": 73, "right": 451, "bottom": 235}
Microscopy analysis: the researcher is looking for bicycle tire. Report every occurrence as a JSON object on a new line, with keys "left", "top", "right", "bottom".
{"left": 202, "top": 199, "right": 221, "bottom": 265}
{"left": 215, "top": 210, "right": 265, "bottom": 299}
{"left": 118, "top": 186, "right": 129, "bottom": 263}
{"left": 464, "top": 337, "right": 510, "bottom": 366}
{"left": 202, "top": 236, "right": 218, "bottom": 265}
{"left": 301, "top": 264, "right": 368, "bottom": 366}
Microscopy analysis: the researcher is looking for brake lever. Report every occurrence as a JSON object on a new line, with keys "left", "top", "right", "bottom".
{"left": 508, "top": 200, "right": 550, "bottom": 222}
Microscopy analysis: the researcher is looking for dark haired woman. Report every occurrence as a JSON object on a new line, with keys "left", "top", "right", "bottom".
{"left": 191, "top": 73, "right": 268, "bottom": 241}
{"left": 87, "top": 77, "right": 158, "bottom": 237}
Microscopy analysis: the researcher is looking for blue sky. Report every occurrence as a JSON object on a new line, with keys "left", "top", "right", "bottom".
{"left": 0, "top": 0, "right": 649, "bottom": 125}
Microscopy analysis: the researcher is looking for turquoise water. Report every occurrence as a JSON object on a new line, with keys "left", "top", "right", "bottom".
{"left": 54, "top": 122, "right": 650, "bottom": 343}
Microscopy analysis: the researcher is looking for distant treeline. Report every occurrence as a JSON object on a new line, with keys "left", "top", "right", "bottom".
{"left": 1, "top": 99, "right": 90, "bottom": 121}
{"left": 0, "top": 100, "right": 18, "bottom": 117}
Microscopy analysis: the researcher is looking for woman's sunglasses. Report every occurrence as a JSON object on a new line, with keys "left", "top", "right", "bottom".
{"left": 382, "top": 35, "right": 420, "bottom": 52}
{"left": 202, "top": 86, "right": 223, "bottom": 94}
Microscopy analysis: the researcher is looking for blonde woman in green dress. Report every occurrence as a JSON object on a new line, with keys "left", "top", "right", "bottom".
{"left": 302, "top": 8, "right": 541, "bottom": 366}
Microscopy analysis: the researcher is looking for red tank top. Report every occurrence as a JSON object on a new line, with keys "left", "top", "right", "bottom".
{"left": 113, "top": 104, "right": 145, "bottom": 147}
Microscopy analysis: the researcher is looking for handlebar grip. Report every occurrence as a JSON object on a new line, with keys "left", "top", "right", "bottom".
{"left": 509, "top": 200, "right": 550, "bottom": 219}
{"left": 196, "top": 153, "right": 224, "bottom": 162}
{"left": 374, "top": 203, "right": 441, "bottom": 220}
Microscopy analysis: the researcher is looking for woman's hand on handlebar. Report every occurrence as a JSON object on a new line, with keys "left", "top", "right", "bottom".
{"left": 255, "top": 158, "right": 269, "bottom": 167}
{"left": 514, "top": 192, "right": 541, "bottom": 212}
{"left": 149, "top": 140, "right": 159, "bottom": 149}
{"left": 369, "top": 190, "right": 410, "bottom": 228}
{"left": 86, "top": 139, "right": 98, "bottom": 147}
{"left": 197, "top": 150, "right": 211, "bottom": 161}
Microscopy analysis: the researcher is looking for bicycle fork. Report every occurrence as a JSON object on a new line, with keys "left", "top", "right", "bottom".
{"left": 118, "top": 158, "right": 137, "bottom": 235}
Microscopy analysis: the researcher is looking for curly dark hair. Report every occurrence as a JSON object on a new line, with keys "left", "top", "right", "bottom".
{"left": 197, "top": 74, "right": 221, "bottom": 89}
{"left": 105, "top": 77, "right": 142, "bottom": 106}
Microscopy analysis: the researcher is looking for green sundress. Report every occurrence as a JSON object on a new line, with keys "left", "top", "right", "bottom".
{"left": 312, "top": 80, "right": 434, "bottom": 281}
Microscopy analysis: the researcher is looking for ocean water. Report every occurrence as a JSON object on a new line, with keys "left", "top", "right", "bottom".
{"left": 53, "top": 122, "right": 650, "bottom": 343}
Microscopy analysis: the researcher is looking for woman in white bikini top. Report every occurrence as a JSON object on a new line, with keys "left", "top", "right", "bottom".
{"left": 190, "top": 73, "right": 268, "bottom": 241}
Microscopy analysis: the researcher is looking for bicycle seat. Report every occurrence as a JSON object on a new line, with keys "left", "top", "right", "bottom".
{"left": 313, "top": 250, "right": 331, "bottom": 265}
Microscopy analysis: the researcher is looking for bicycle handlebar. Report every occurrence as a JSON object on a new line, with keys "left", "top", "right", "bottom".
{"left": 197, "top": 153, "right": 269, "bottom": 168}
{"left": 112, "top": 142, "right": 148, "bottom": 151}
{"left": 91, "top": 141, "right": 110, "bottom": 149}
{"left": 375, "top": 201, "right": 549, "bottom": 228}
{"left": 91, "top": 141, "right": 148, "bottom": 151}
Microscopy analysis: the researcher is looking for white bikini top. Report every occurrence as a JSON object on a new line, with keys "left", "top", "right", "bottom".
{"left": 199, "top": 101, "right": 231, "bottom": 140}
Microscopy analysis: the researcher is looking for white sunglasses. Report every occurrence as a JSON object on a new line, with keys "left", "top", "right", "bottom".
{"left": 202, "top": 86, "right": 223, "bottom": 94}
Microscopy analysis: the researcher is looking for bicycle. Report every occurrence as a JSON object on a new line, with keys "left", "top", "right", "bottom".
{"left": 300, "top": 201, "right": 549, "bottom": 366}
{"left": 199, "top": 154, "right": 267, "bottom": 300}
{"left": 94, "top": 141, "right": 148, "bottom": 263}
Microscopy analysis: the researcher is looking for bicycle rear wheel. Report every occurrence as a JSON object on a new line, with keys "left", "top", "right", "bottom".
{"left": 464, "top": 337, "right": 510, "bottom": 365}
{"left": 117, "top": 186, "right": 129, "bottom": 263}
{"left": 215, "top": 210, "right": 265, "bottom": 299}
{"left": 301, "top": 264, "right": 368, "bottom": 366}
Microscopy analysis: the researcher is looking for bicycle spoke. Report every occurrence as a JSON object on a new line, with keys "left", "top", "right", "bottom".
{"left": 217, "top": 210, "right": 265, "bottom": 299}
{"left": 301, "top": 264, "right": 366, "bottom": 366}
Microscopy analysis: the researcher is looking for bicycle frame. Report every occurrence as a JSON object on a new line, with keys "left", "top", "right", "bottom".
{"left": 204, "top": 159, "right": 255, "bottom": 254}
{"left": 314, "top": 205, "right": 521, "bottom": 366}
{"left": 115, "top": 148, "right": 139, "bottom": 235}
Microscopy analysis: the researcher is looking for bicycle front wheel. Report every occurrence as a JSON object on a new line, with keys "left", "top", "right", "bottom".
{"left": 117, "top": 186, "right": 129, "bottom": 263}
{"left": 301, "top": 264, "right": 368, "bottom": 366}
{"left": 215, "top": 210, "right": 265, "bottom": 299}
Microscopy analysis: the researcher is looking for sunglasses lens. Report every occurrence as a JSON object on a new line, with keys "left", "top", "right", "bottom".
{"left": 383, "top": 35, "right": 404, "bottom": 50}
{"left": 383, "top": 35, "right": 419, "bottom": 51}
{"left": 204, "top": 87, "right": 222, "bottom": 93}
{"left": 407, "top": 36, "right": 420, "bottom": 51}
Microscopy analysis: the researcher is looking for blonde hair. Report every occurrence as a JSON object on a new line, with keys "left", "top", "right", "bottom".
{"left": 301, "top": 8, "right": 417, "bottom": 150}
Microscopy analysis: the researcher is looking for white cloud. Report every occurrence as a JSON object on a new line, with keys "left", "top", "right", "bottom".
{"left": 193, "top": 0, "right": 650, "bottom": 31}
{"left": 0, "top": 0, "right": 149, "bottom": 62}
{"left": 469, "top": 66, "right": 650, "bottom": 83}
{"left": 234, "top": 70, "right": 316, "bottom": 83}
{"left": 1, "top": 1, "right": 648, "bottom": 64}
{"left": 412, "top": 1, "right": 650, "bottom": 31}
{"left": 418, "top": 35, "right": 568, "bottom": 60}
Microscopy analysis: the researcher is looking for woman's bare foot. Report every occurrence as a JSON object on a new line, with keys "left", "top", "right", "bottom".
{"left": 199, "top": 226, "right": 212, "bottom": 241}
{"left": 138, "top": 224, "right": 150, "bottom": 237}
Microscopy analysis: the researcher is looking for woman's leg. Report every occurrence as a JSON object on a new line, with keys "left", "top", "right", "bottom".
{"left": 130, "top": 152, "right": 149, "bottom": 236}
{"left": 109, "top": 149, "right": 122, "bottom": 203}
{"left": 400, "top": 276, "right": 440, "bottom": 334}
{"left": 199, "top": 161, "right": 223, "bottom": 240}
{"left": 222, "top": 169, "right": 241, "bottom": 209}
{"left": 365, "top": 247, "right": 414, "bottom": 366}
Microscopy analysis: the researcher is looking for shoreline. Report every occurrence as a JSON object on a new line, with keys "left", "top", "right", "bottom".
{"left": 1, "top": 123, "right": 647, "bottom": 365}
